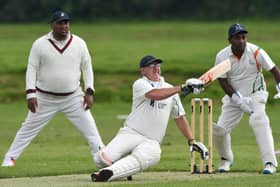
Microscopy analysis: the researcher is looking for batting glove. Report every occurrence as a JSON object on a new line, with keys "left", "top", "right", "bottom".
{"left": 188, "top": 140, "right": 209, "bottom": 160}
{"left": 273, "top": 82, "right": 280, "bottom": 99}
{"left": 181, "top": 78, "right": 204, "bottom": 96}
{"left": 231, "top": 91, "right": 253, "bottom": 115}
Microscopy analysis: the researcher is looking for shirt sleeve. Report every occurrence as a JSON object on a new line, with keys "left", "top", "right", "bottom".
{"left": 26, "top": 40, "right": 40, "bottom": 99}
{"left": 257, "top": 48, "right": 275, "bottom": 71}
{"left": 133, "top": 79, "right": 154, "bottom": 100}
{"left": 80, "top": 40, "right": 94, "bottom": 92}
{"left": 171, "top": 94, "right": 186, "bottom": 118}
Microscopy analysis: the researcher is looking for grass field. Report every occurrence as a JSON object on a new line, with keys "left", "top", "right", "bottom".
{"left": 1, "top": 101, "right": 280, "bottom": 186}
{"left": 1, "top": 21, "right": 280, "bottom": 186}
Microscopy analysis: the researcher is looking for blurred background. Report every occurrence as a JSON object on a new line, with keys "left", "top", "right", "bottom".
{"left": 1, "top": 0, "right": 280, "bottom": 22}
{"left": 1, "top": 0, "right": 280, "bottom": 103}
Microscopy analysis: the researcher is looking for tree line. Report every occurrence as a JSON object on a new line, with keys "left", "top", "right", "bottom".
{"left": 1, "top": 0, "right": 280, "bottom": 22}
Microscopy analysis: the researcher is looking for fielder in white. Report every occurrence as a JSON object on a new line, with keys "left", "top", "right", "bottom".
{"left": 213, "top": 23, "right": 280, "bottom": 174}
{"left": 1, "top": 10, "right": 104, "bottom": 167}
{"left": 91, "top": 55, "right": 208, "bottom": 182}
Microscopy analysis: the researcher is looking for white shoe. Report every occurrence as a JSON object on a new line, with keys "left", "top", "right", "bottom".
{"left": 218, "top": 158, "right": 232, "bottom": 172}
{"left": 1, "top": 157, "right": 15, "bottom": 167}
{"left": 263, "top": 162, "right": 276, "bottom": 174}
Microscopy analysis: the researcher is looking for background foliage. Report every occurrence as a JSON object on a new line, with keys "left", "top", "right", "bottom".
{"left": 1, "top": 21, "right": 280, "bottom": 103}
{"left": 1, "top": 0, "right": 280, "bottom": 22}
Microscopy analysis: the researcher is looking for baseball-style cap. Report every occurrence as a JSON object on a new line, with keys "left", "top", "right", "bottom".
{"left": 228, "top": 23, "right": 248, "bottom": 39}
{"left": 139, "top": 55, "right": 163, "bottom": 68}
{"left": 51, "top": 10, "right": 70, "bottom": 23}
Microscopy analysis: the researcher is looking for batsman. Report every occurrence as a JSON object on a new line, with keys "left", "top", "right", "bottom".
{"left": 213, "top": 23, "right": 280, "bottom": 174}
{"left": 91, "top": 55, "right": 208, "bottom": 182}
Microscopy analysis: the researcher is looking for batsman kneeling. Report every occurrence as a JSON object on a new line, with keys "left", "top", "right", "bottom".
{"left": 91, "top": 55, "right": 207, "bottom": 182}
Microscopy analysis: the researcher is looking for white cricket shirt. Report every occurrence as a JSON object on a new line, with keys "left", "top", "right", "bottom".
{"left": 26, "top": 32, "right": 94, "bottom": 97}
{"left": 215, "top": 42, "right": 275, "bottom": 96}
{"left": 125, "top": 76, "right": 185, "bottom": 143}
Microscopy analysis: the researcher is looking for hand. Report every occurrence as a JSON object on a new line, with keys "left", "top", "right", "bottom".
{"left": 181, "top": 78, "right": 204, "bottom": 96}
{"left": 231, "top": 92, "right": 253, "bottom": 114}
{"left": 188, "top": 140, "right": 209, "bottom": 160}
{"left": 273, "top": 83, "right": 280, "bottom": 99}
{"left": 27, "top": 98, "right": 38, "bottom": 113}
{"left": 84, "top": 94, "right": 93, "bottom": 110}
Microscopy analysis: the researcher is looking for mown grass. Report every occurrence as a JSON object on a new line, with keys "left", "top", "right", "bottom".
{"left": 1, "top": 21, "right": 280, "bottom": 103}
{"left": 1, "top": 21, "right": 280, "bottom": 186}
{"left": 0, "top": 101, "right": 280, "bottom": 186}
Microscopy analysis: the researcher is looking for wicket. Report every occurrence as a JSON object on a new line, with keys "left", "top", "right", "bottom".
{"left": 190, "top": 98, "right": 213, "bottom": 174}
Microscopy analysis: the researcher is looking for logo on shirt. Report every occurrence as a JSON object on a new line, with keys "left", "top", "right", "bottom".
{"left": 150, "top": 100, "right": 167, "bottom": 109}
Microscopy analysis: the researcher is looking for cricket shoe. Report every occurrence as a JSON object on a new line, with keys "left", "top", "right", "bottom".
{"left": 263, "top": 162, "right": 276, "bottom": 174}
{"left": 91, "top": 169, "right": 113, "bottom": 182}
{"left": 1, "top": 157, "right": 15, "bottom": 167}
{"left": 218, "top": 157, "right": 232, "bottom": 172}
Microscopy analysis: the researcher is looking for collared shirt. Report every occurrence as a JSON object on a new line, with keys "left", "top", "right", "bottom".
{"left": 215, "top": 42, "right": 275, "bottom": 95}
{"left": 26, "top": 31, "right": 94, "bottom": 98}
{"left": 124, "top": 76, "right": 185, "bottom": 143}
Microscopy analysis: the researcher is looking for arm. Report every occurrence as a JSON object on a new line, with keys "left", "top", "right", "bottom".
{"left": 26, "top": 41, "right": 40, "bottom": 113}
{"left": 145, "top": 78, "right": 204, "bottom": 100}
{"left": 270, "top": 66, "right": 280, "bottom": 99}
{"left": 174, "top": 115, "right": 208, "bottom": 160}
{"left": 145, "top": 86, "right": 181, "bottom": 100}
{"left": 174, "top": 115, "right": 194, "bottom": 141}
{"left": 218, "top": 78, "right": 235, "bottom": 96}
{"left": 81, "top": 40, "right": 94, "bottom": 110}
{"left": 270, "top": 66, "right": 280, "bottom": 83}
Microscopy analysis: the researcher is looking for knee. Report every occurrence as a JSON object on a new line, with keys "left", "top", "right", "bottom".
{"left": 213, "top": 123, "right": 228, "bottom": 137}
{"left": 93, "top": 150, "right": 112, "bottom": 169}
{"left": 132, "top": 142, "right": 161, "bottom": 170}
{"left": 249, "top": 112, "right": 269, "bottom": 127}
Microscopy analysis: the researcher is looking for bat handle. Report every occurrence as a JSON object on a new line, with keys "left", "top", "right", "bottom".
{"left": 182, "top": 87, "right": 193, "bottom": 97}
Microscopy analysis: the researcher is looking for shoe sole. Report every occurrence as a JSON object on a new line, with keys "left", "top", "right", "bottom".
{"left": 218, "top": 169, "right": 229, "bottom": 173}
{"left": 263, "top": 170, "right": 275, "bottom": 174}
{"left": 91, "top": 169, "right": 113, "bottom": 182}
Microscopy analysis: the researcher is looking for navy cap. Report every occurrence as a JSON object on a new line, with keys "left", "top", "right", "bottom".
{"left": 228, "top": 23, "right": 248, "bottom": 39}
{"left": 139, "top": 55, "right": 163, "bottom": 68}
{"left": 51, "top": 11, "right": 70, "bottom": 23}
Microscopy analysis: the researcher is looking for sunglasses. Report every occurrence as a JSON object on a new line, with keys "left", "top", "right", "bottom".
{"left": 147, "top": 63, "right": 161, "bottom": 68}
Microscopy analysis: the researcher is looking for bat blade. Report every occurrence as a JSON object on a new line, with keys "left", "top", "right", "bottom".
{"left": 182, "top": 59, "right": 231, "bottom": 97}
{"left": 199, "top": 59, "right": 231, "bottom": 85}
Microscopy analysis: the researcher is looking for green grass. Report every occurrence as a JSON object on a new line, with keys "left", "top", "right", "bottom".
{"left": 1, "top": 21, "right": 280, "bottom": 186}
{"left": 1, "top": 101, "right": 280, "bottom": 186}
{"left": 1, "top": 21, "right": 280, "bottom": 103}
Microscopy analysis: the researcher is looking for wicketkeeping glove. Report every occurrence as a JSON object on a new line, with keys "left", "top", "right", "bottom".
{"left": 231, "top": 91, "right": 253, "bottom": 115}
{"left": 188, "top": 140, "right": 209, "bottom": 160}
{"left": 273, "top": 82, "right": 280, "bottom": 99}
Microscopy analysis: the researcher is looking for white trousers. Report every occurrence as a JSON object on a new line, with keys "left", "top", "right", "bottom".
{"left": 214, "top": 91, "right": 277, "bottom": 167}
{"left": 4, "top": 89, "right": 104, "bottom": 161}
{"left": 100, "top": 127, "right": 161, "bottom": 180}
{"left": 103, "top": 126, "right": 161, "bottom": 163}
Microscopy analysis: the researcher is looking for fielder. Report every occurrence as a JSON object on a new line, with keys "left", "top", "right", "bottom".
{"left": 91, "top": 55, "right": 208, "bottom": 182}
{"left": 1, "top": 10, "right": 104, "bottom": 167}
{"left": 213, "top": 23, "right": 280, "bottom": 174}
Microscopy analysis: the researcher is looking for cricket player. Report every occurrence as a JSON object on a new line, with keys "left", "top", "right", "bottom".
{"left": 213, "top": 23, "right": 280, "bottom": 174}
{"left": 91, "top": 55, "right": 208, "bottom": 182}
{"left": 1, "top": 10, "right": 104, "bottom": 167}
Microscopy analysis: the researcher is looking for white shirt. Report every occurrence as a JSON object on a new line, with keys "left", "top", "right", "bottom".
{"left": 124, "top": 76, "right": 185, "bottom": 143}
{"left": 215, "top": 42, "right": 275, "bottom": 96}
{"left": 26, "top": 32, "right": 93, "bottom": 98}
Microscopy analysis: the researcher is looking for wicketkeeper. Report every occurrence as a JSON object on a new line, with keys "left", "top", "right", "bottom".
{"left": 213, "top": 23, "right": 280, "bottom": 174}
{"left": 91, "top": 55, "right": 208, "bottom": 182}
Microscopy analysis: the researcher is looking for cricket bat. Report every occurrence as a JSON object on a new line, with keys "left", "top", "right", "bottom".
{"left": 183, "top": 59, "right": 231, "bottom": 96}
{"left": 199, "top": 59, "right": 231, "bottom": 85}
